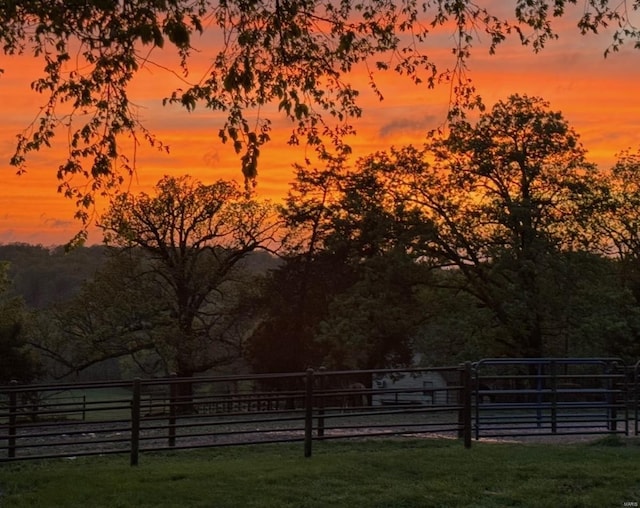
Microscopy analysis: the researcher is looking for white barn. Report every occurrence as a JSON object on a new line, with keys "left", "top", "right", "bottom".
{"left": 372, "top": 371, "right": 449, "bottom": 406}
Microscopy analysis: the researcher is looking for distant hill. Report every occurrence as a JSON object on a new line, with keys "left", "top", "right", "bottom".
{"left": 0, "top": 244, "right": 110, "bottom": 308}
{"left": 0, "top": 243, "right": 281, "bottom": 309}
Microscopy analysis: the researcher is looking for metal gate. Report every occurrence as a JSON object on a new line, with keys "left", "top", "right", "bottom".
{"left": 473, "top": 358, "right": 629, "bottom": 440}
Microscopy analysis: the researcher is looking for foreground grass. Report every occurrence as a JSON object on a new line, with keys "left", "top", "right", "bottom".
{"left": 0, "top": 438, "right": 639, "bottom": 508}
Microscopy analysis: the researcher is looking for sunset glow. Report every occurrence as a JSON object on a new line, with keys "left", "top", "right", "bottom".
{"left": 1, "top": 10, "right": 640, "bottom": 246}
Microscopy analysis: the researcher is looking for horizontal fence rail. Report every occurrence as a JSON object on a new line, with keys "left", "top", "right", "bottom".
{"left": 1, "top": 358, "right": 638, "bottom": 464}
{"left": 473, "top": 358, "right": 630, "bottom": 440}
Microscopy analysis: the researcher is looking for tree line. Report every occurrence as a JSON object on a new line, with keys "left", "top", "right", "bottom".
{"left": 2, "top": 94, "right": 640, "bottom": 384}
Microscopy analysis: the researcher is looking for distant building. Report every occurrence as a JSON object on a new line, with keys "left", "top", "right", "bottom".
{"left": 372, "top": 370, "right": 449, "bottom": 406}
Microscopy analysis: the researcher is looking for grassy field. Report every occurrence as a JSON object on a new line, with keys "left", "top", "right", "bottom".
{"left": 0, "top": 437, "right": 639, "bottom": 507}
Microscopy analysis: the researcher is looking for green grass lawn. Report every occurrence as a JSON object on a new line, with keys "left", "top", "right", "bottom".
{"left": 0, "top": 437, "right": 639, "bottom": 508}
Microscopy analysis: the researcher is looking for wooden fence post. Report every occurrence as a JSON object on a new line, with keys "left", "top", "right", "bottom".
{"left": 130, "top": 378, "right": 141, "bottom": 466}
{"left": 304, "top": 369, "right": 314, "bottom": 458}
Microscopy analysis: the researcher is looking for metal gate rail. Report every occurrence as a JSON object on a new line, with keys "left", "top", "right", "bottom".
{"left": 635, "top": 360, "right": 640, "bottom": 436}
{"left": 473, "top": 358, "right": 629, "bottom": 440}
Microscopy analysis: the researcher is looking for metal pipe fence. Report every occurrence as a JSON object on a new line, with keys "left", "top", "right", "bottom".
{"left": 0, "top": 359, "right": 638, "bottom": 465}
{"left": 473, "top": 358, "right": 630, "bottom": 440}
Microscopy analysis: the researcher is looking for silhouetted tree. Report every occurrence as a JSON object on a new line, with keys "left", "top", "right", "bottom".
{"left": 95, "top": 175, "right": 280, "bottom": 381}
{"left": 367, "top": 95, "right": 605, "bottom": 357}
{"left": 247, "top": 163, "right": 350, "bottom": 372}
{"left": 16, "top": 175, "right": 282, "bottom": 384}
{"left": 590, "top": 148, "right": 640, "bottom": 301}
{"left": 249, "top": 158, "right": 429, "bottom": 371}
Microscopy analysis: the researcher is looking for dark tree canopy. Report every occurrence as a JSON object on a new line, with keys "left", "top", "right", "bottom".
{"left": 2, "top": 0, "right": 639, "bottom": 232}
{"left": 0, "top": 262, "right": 41, "bottom": 383}
{"left": 329, "top": 95, "right": 606, "bottom": 358}
{"left": 96, "top": 175, "right": 280, "bottom": 377}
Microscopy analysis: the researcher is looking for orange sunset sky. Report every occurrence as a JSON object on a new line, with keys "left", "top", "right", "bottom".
{"left": 1, "top": 5, "right": 640, "bottom": 246}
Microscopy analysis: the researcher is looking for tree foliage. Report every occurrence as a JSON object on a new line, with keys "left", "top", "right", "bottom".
{"left": 253, "top": 94, "right": 630, "bottom": 366}
{"left": 373, "top": 95, "right": 603, "bottom": 356}
{"left": 28, "top": 250, "right": 167, "bottom": 379}
{"left": 7, "top": 88, "right": 640, "bottom": 375}
{"left": 315, "top": 253, "right": 426, "bottom": 369}
{"left": 247, "top": 251, "right": 354, "bottom": 373}
{"left": 92, "top": 175, "right": 280, "bottom": 377}
{"left": 588, "top": 148, "right": 640, "bottom": 303}
{"left": 3, "top": 0, "right": 639, "bottom": 229}
{"left": 0, "top": 262, "right": 41, "bottom": 383}
{"left": 594, "top": 149, "right": 640, "bottom": 261}
{"left": 249, "top": 153, "right": 430, "bottom": 371}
